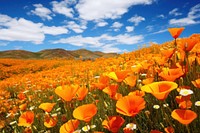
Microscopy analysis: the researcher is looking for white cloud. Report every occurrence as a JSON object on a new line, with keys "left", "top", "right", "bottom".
{"left": 51, "top": 0, "right": 74, "bottom": 18}
{"left": 126, "top": 26, "right": 134, "bottom": 32}
{"left": 146, "top": 25, "right": 153, "bottom": 32}
{"left": 0, "top": 14, "right": 68, "bottom": 44}
{"left": 101, "top": 44, "right": 127, "bottom": 53}
{"left": 169, "top": 8, "right": 182, "bottom": 16}
{"left": 52, "top": 35, "right": 102, "bottom": 47}
{"left": 0, "top": 16, "right": 44, "bottom": 44}
{"left": 157, "top": 14, "right": 165, "bottom": 19}
{"left": 151, "top": 29, "right": 168, "bottom": 35}
{"left": 96, "top": 21, "right": 108, "bottom": 27}
{"left": 169, "top": 4, "right": 200, "bottom": 26}
{"left": 111, "top": 22, "right": 123, "bottom": 31}
{"left": 66, "top": 21, "right": 87, "bottom": 33}
{"left": 76, "top": 0, "right": 154, "bottom": 21}
{"left": 111, "top": 22, "right": 123, "bottom": 28}
{"left": 128, "top": 15, "right": 145, "bottom": 26}
{"left": 30, "top": 4, "right": 52, "bottom": 20}
{"left": 52, "top": 34, "right": 144, "bottom": 47}
{"left": 42, "top": 26, "right": 68, "bottom": 35}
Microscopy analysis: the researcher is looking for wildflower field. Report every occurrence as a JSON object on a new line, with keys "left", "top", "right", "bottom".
{"left": 1, "top": 28, "right": 200, "bottom": 133}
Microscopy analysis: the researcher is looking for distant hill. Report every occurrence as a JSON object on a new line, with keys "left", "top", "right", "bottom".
{"left": 0, "top": 48, "right": 118, "bottom": 59}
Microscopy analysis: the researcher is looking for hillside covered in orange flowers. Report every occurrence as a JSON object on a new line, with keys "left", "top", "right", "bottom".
{"left": 1, "top": 29, "right": 200, "bottom": 133}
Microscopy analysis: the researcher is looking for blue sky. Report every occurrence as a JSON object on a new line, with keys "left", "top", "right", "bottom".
{"left": 0, "top": 0, "right": 200, "bottom": 53}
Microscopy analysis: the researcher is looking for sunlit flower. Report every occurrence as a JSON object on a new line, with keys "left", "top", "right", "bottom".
{"left": 171, "top": 109, "right": 197, "bottom": 125}
{"left": 116, "top": 95, "right": 145, "bottom": 117}
{"left": 163, "top": 103, "right": 169, "bottom": 107}
{"left": 195, "top": 101, "right": 200, "bottom": 106}
{"left": 108, "top": 70, "right": 130, "bottom": 82}
{"left": 177, "top": 37, "right": 198, "bottom": 52}
{"left": 93, "top": 75, "right": 110, "bottom": 90}
{"left": 153, "top": 105, "right": 160, "bottom": 109}
{"left": 126, "top": 123, "right": 136, "bottom": 130}
{"left": 82, "top": 125, "right": 90, "bottom": 132}
{"left": 55, "top": 84, "right": 79, "bottom": 102}
{"left": 164, "top": 126, "right": 174, "bottom": 133}
{"left": 179, "top": 89, "right": 193, "bottom": 96}
{"left": 142, "top": 78, "right": 154, "bottom": 85}
{"left": 18, "top": 111, "right": 34, "bottom": 127}
{"left": 192, "top": 78, "right": 200, "bottom": 88}
{"left": 75, "top": 87, "right": 88, "bottom": 100}
{"left": 19, "top": 103, "right": 27, "bottom": 111}
{"left": 60, "top": 119, "right": 80, "bottom": 133}
{"left": 39, "top": 103, "right": 56, "bottom": 113}
{"left": 159, "top": 67, "right": 184, "bottom": 81}
{"left": 102, "top": 116, "right": 125, "bottom": 133}
{"left": 168, "top": 27, "right": 184, "bottom": 39}
{"left": 44, "top": 114, "right": 57, "bottom": 128}
{"left": 141, "top": 81, "right": 178, "bottom": 100}
{"left": 128, "top": 90, "right": 145, "bottom": 97}
{"left": 124, "top": 75, "right": 137, "bottom": 87}
{"left": 73, "top": 104, "right": 97, "bottom": 122}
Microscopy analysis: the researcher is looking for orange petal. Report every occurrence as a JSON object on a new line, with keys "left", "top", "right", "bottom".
{"left": 171, "top": 109, "right": 197, "bottom": 125}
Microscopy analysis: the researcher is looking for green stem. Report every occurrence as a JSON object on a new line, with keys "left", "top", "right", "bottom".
{"left": 186, "top": 125, "right": 190, "bottom": 133}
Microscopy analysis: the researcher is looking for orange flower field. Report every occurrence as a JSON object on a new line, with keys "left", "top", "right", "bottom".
{"left": 1, "top": 28, "right": 200, "bottom": 132}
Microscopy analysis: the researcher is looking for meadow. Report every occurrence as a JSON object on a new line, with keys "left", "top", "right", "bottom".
{"left": 1, "top": 28, "right": 200, "bottom": 133}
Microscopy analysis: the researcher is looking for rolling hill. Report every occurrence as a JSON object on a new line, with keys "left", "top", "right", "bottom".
{"left": 0, "top": 48, "right": 118, "bottom": 59}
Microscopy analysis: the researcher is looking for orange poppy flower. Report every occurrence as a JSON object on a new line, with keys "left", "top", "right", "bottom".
{"left": 150, "top": 130, "right": 163, "bottom": 133}
{"left": 18, "top": 111, "right": 34, "bottom": 127}
{"left": 176, "top": 95, "right": 191, "bottom": 104}
{"left": 19, "top": 103, "right": 27, "bottom": 111}
{"left": 44, "top": 114, "right": 57, "bottom": 128}
{"left": 159, "top": 67, "right": 184, "bottom": 81}
{"left": 179, "top": 100, "right": 192, "bottom": 109}
{"left": 73, "top": 104, "right": 97, "bottom": 122}
{"left": 39, "top": 103, "right": 56, "bottom": 113}
{"left": 177, "top": 37, "right": 198, "bottom": 52}
{"left": 102, "top": 116, "right": 125, "bottom": 133}
{"left": 168, "top": 27, "right": 184, "bottom": 39}
{"left": 60, "top": 119, "right": 80, "bottom": 133}
{"left": 161, "top": 48, "right": 175, "bottom": 59}
{"left": 55, "top": 84, "right": 79, "bottom": 102}
{"left": 123, "top": 128, "right": 134, "bottom": 133}
{"left": 141, "top": 81, "right": 178, "bottom": 100}
{"left": 18, "top": 92, "right": 26, "bottom": 100}
{"left": 142, "top": 78, "right": 154, "bottom": 85}
{"left": 192, "top": 78, "right": 200, "bottom": 88}
{"left": 108, "top": 70, "right": 130, "bottom": 82}
{"left": 171, "top": 109, "right": 197, "bottom": 125}
{"left": 103, "top": 84, "right": 119, "bottom": 98}
{"left": 128, "top": 90, "right": 145, "bottom": 97}
{"left": 75, "top": 87, "right": 88, "bottom": 100}
{"left": 124, "top": 75, "right": 137, "bottom": 87}
{"left": 116, "top": 95, "right": 145, "bottom": 117}
{"left": 164, "top": 126, "right": 174, "bottom": 133}
{"left": 93, "top": 75, "right": 110, "bottom": 90}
